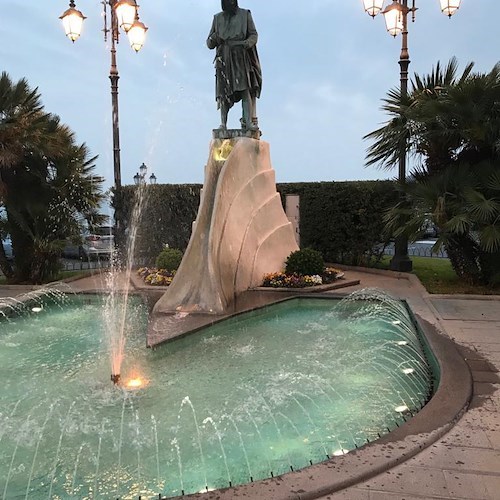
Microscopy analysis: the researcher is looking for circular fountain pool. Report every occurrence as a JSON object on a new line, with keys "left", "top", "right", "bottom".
{"left": 0, "top": 291, "right": 434, "bottom": 499}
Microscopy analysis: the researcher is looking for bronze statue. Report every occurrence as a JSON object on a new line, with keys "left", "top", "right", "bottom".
{"left": 207, "top": 0, "right": 262, "bottom": 132}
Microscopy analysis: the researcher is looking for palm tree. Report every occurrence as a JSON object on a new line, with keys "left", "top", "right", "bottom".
{"left": 1, "top": 72, "right": 105, "bottom": 283}
{"left": 364, "top": 58, "right": 474, "bottom": 172}
{"left": 365, "top": 59, "right": 500, "bottom": 286}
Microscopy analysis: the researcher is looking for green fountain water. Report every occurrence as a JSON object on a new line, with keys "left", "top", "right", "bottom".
{"left": 0, "top": 291, "right": 433, "bottom": 498}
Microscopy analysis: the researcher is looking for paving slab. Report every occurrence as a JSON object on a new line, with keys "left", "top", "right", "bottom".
{"left": 357, "top": 466, "right": 450, "bottom": 497}
{"left": 430, "top": 298, "right": 500, "bottom": 321}
{"left": 443, "top": 470, "right": 500, "bottom": 500}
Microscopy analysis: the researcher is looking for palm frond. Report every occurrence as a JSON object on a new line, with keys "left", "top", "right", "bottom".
{"left": 478, "top": 225, "right": 500, "bottom": 253}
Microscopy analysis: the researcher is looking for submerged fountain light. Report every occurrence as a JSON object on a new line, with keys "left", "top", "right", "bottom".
{"left": 333, "top": 449, "right": 348, "bottom": 456}
{"left": 111, "top": 373, "right": 121, "bottom": 385}
{"left": 124, "top": 377, "right": 148, "bottom": 390}
{"left": 395, "top": 405, "right": 409, "bottom": 413}
{"left": 31, "top": 306, "right": 43, "bottom": 313}
{"left": 402, "top": 368, "right": 415, "bottom": 375}
{"left": 392, "top": 320, "right": 402, "bottom": 325}
{"left": 397, "top": 340, "right": 408, "bottom": 346}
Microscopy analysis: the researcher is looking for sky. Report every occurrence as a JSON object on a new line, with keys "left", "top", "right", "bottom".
{"left": 2, "top": 1, "right": 498, "bottom": 190}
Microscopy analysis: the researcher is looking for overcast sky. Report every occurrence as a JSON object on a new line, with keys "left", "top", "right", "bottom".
{"left": 2, "top": 1, "right": 497, "bottom": 189}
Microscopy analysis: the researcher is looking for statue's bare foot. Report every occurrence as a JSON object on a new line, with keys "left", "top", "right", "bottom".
{"left": 218, "top": 124, "right": 227, "bottom": 130}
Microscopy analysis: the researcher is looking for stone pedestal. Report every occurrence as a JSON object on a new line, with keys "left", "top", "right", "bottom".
{"left": 212, "top": 128, "right": 261, "bottom": 140}
{"left": 153, "top": 137, "right": 298, "bottom": 315}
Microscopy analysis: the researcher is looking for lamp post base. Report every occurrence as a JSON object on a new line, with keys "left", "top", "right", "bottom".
{"left": 389, "top": 254, "right": 413, "bottom": 272}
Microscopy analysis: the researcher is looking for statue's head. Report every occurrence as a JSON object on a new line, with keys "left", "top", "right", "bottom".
{"left": 222, "top": 0, "right": 238, "bottom": 15}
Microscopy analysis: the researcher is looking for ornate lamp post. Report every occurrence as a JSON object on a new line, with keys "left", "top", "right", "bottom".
{"left": 362, "top": 0, "right": 461, "bottom": 272}
{"left": 59, "top": 0, "right": 148, "bottom": 191}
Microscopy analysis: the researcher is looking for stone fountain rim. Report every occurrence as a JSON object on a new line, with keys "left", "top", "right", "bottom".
{"left": 168, "top": 295, "right": 472, "bottom": 500}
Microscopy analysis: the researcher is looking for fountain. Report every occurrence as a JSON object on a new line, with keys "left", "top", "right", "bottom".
{"left": 103, "top": 173, "right": 151, "bottom": 385}
{"left": 0, "top": 285, "right": 437, "bottom": 498}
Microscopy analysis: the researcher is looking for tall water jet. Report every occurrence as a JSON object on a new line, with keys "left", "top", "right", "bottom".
{"left": 104, "top": 171, "right": 151, "bottom": 384}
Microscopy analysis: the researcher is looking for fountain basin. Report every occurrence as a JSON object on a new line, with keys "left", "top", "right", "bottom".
{"left": 0, "top": 291, "right": 471, "bottom": 499}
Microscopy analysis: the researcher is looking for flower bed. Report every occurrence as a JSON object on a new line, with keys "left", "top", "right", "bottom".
{"left": 137, "top": 267, "right": 175, "bottom": 286}
{"left": 261, "top": 267, "right": 344, "bottom": 289}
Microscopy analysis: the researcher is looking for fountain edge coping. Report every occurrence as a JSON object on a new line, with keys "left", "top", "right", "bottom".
{"left": 175, "top": 311, "right": 472, "bottom": 500}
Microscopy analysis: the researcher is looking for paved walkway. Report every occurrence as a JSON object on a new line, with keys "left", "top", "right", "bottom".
{"left": 1, "top": 268, "right": 498, "bottom": 499}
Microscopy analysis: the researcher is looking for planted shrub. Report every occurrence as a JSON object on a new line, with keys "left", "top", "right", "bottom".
{"left": 285, "top": 248, "right": 324, "bottom": 276}
{"left": 156, "top": 247, "right": 183, "bottom": 271}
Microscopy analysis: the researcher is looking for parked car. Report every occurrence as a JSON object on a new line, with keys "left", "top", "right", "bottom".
{"left": 62, "top": 226, "right": 115, "bottom": 260}
{"left": 80, "top": 226, "right": 115, "bottom": 259}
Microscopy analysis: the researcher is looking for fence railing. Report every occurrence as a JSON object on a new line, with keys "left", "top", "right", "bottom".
{"left": 61, "top": 257, "right": 153, "bottom": 272}
{"left": 384, "top": 242, "right": 448, "bottom": 259}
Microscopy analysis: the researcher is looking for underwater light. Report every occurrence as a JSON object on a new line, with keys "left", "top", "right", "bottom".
{"left": 124, "top": 377, "right": 149, "bottom": 390}
{"left": 32, "top": 306, "right": 43, "bottom": 313}
{"left": 395, "top": 405, "right": 409, "bottom": 413}
{"left": 392, "top": 320, "right": 402, "bottom": 325}
{"left": 333, "top": 449, "right": 348, "bottom": 456}
{"left": 402, "top": 368, "right": 415, "bottom": 375}
{"left": 397, "top": 340, "right": 408, "bottom": 346}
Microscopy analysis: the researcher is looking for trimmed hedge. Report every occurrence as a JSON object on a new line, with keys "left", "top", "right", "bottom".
{"left": 113, "top": 184, "right": 201, "bottom": 264}
{"left": 114, "top": 181, "right": 397, "bottom": 266}
{"left": 277, "top": 181, "right": 398, "bottom": 265}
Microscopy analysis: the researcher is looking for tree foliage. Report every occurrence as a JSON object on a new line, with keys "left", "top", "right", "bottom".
{"left": 0, "top": 72, "right": 105, "bottom": 283}
{"left": 365, "top": 59, "right": 500, "bottom": 286}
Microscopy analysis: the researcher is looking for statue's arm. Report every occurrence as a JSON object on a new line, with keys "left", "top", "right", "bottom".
{"left": 207, "top": 17, "right": 219, "bottom": 49}
{"left": 244, "top": 10, "right": 258, "bottom": 49}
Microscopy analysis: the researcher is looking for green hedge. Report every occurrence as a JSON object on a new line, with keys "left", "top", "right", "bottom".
{"left": 113, "top": 184, "right": 201, "bottom": 264}
{"left": 114, "top": 181, "right": 397, "bottom": 266}
{"left": 277, "top": 181, "right": 398, "bottom": 265}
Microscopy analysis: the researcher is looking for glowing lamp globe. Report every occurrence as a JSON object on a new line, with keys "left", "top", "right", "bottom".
{"left": 128, "top": 19, "right": 148, "bottom": 52}
{"left": 383, "top": 1, "right": 404, "bottom": 37}
{"left": 60, "top": 5, "right": 86, "bottom": 42}
{"left": 114, "top": 0, "right": 138, "bottom": 32}
{"left": 439, "top": 0, "right": 461, "bottom": 17}
{"left": 363, "top": 0, "right": 385, "bottom": 18}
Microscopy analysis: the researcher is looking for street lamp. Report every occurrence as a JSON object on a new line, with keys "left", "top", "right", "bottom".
{"left": 133, "top": 163, "right": 156, "bottom": 185}
{"left": 362, "top": 0, "right": 461, "bottom": 272}
{"left": 59, "top": 0, "right": 148, "bottom": 190}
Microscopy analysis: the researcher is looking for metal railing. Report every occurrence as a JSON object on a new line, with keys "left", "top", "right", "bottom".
{"left": 384, "top": 243, "right": 448, "bottom": 259}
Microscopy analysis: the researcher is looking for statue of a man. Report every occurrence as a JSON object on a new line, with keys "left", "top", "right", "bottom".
{"left": 207, "top": 0, "right": 262, "bottom": 132}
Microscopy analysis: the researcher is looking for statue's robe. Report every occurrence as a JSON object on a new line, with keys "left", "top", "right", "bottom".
{"left": 207, "top": 8, "right": 262, "bottom": 110}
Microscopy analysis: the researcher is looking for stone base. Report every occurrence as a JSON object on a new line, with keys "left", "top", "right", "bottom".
{"left": 212, "top": 128, "right": 261, "bottom": 140}
{"left": 153, "top": 137, "right": 298, "bottom": 315}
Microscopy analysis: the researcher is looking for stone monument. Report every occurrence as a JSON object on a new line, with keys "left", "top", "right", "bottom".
{"left": 152, "top": 1, "right": 298, "bottom": 316}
